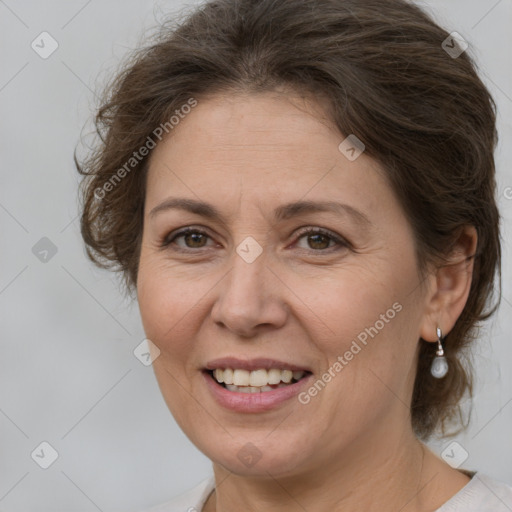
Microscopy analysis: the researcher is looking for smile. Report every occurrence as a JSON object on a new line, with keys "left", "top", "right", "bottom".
{"left": 208, "top": 368, "right": 308, "bottom": 393}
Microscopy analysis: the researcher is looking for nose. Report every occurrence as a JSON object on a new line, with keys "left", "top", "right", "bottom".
{"left": 210, "top": 247, "right": 288, "bottom": 338}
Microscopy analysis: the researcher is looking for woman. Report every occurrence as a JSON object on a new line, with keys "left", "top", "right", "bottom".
{"left": 77, "top": 0, "right": 512, "bottom": 510}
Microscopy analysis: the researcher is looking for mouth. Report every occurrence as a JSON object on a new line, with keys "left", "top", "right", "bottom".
{"left": 204, "top": 368, "right": 312, "bottom": 393}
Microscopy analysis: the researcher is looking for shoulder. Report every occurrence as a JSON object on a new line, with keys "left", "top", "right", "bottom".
{"left": 134, "top": 476, "right": 215, "bottom": 512}
{"left": 436, "top": 472, "right": 512, "bottom": 511}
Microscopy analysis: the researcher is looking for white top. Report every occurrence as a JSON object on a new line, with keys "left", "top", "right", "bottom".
{"left": 137, "top": 471, "right": 512, "bottom": 512}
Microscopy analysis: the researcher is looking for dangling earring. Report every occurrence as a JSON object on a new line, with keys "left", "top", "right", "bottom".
{"left": 431, "top": 326, "right": 448, "bottom": 378}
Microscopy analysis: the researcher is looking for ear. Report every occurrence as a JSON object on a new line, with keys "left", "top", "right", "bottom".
{"left": 419, "top": 225, "right": 478, "bottom": 342}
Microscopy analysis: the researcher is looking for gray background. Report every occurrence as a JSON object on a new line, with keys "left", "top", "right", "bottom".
{"left": 0, "top": 0, "right": 511, "bottom": 511}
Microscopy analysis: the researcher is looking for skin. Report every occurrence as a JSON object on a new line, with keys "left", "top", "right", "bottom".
{"left": 136, "top": 89, "right": 477, "bottom": 512}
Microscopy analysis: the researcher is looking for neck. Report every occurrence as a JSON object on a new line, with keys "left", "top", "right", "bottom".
{"left": 204, "top": 426, "right": 448, "bottom": 512}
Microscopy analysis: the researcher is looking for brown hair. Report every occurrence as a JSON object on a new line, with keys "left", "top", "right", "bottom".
{"left": 76, "top": 0, "right": 501, "bottom": 439}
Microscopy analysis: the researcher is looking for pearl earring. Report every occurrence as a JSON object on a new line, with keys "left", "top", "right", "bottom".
{"left": 430, "top": 327, "right": 448, "bottom": 378}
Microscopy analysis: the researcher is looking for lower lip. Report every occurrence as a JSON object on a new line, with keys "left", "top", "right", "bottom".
{"left": 203, "top": 371, "right": 313, "bottom": 413}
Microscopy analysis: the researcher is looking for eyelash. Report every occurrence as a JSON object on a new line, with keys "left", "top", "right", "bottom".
{"left": 161, "top": 226, "right": 349, "bottom": 254}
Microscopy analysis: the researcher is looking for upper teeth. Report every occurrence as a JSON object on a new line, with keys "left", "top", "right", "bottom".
{"left": 213, "top": 368, "right": 305, "bottom": 387}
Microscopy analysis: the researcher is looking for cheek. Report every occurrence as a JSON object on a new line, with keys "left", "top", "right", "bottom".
{"left": 300, "top": 288, "right": 417, "bottom": 442}
{"left": 291, "top": 260, "right": 420, "bottom": 401}
{"left": 137, "top": 259, "right": 207, "bottom": 426}
{"left": 137, "top": 256, "right": 203, "bottom": 358}
{"left": 287, "top": 264, "right": 399, "bottom": 352}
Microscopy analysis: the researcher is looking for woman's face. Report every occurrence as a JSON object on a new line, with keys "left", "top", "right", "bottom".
{"left": 137, "top": 90, "right": 432, "bottom": 476}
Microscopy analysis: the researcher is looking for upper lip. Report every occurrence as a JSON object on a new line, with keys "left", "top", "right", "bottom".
{"left": 204, "top": 357, "right": 311, "bottom": 372}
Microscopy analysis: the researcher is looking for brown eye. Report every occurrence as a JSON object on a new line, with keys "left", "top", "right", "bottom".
{"left": 305, "top": 233, "right": 331, "bottom": 250}
{"left": 294, "top": 228, "right": 348, "bottom": 252}
{"left": 162, "top": 228, "right": 213, "bottom": 251}
{"left": 181, "top": 231, "right": 208, "bottom": 248}
{"left": 161, "top": 226, "right": 348, "bottom": 254}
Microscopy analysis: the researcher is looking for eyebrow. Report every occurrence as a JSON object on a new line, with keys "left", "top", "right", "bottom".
{"left": 149, "top": 197, "right": 372, "bottom": 228}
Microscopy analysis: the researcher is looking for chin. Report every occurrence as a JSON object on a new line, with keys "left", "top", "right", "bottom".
{"left": 193, "top": 428, "right": 316, "bottom": 477}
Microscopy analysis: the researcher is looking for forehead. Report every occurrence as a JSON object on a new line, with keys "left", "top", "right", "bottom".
{"left": 154, "top": 91, "right": 338, "bottom": 161}
{"left": 144, "top": 91, "right": 391, "bottom": 221}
